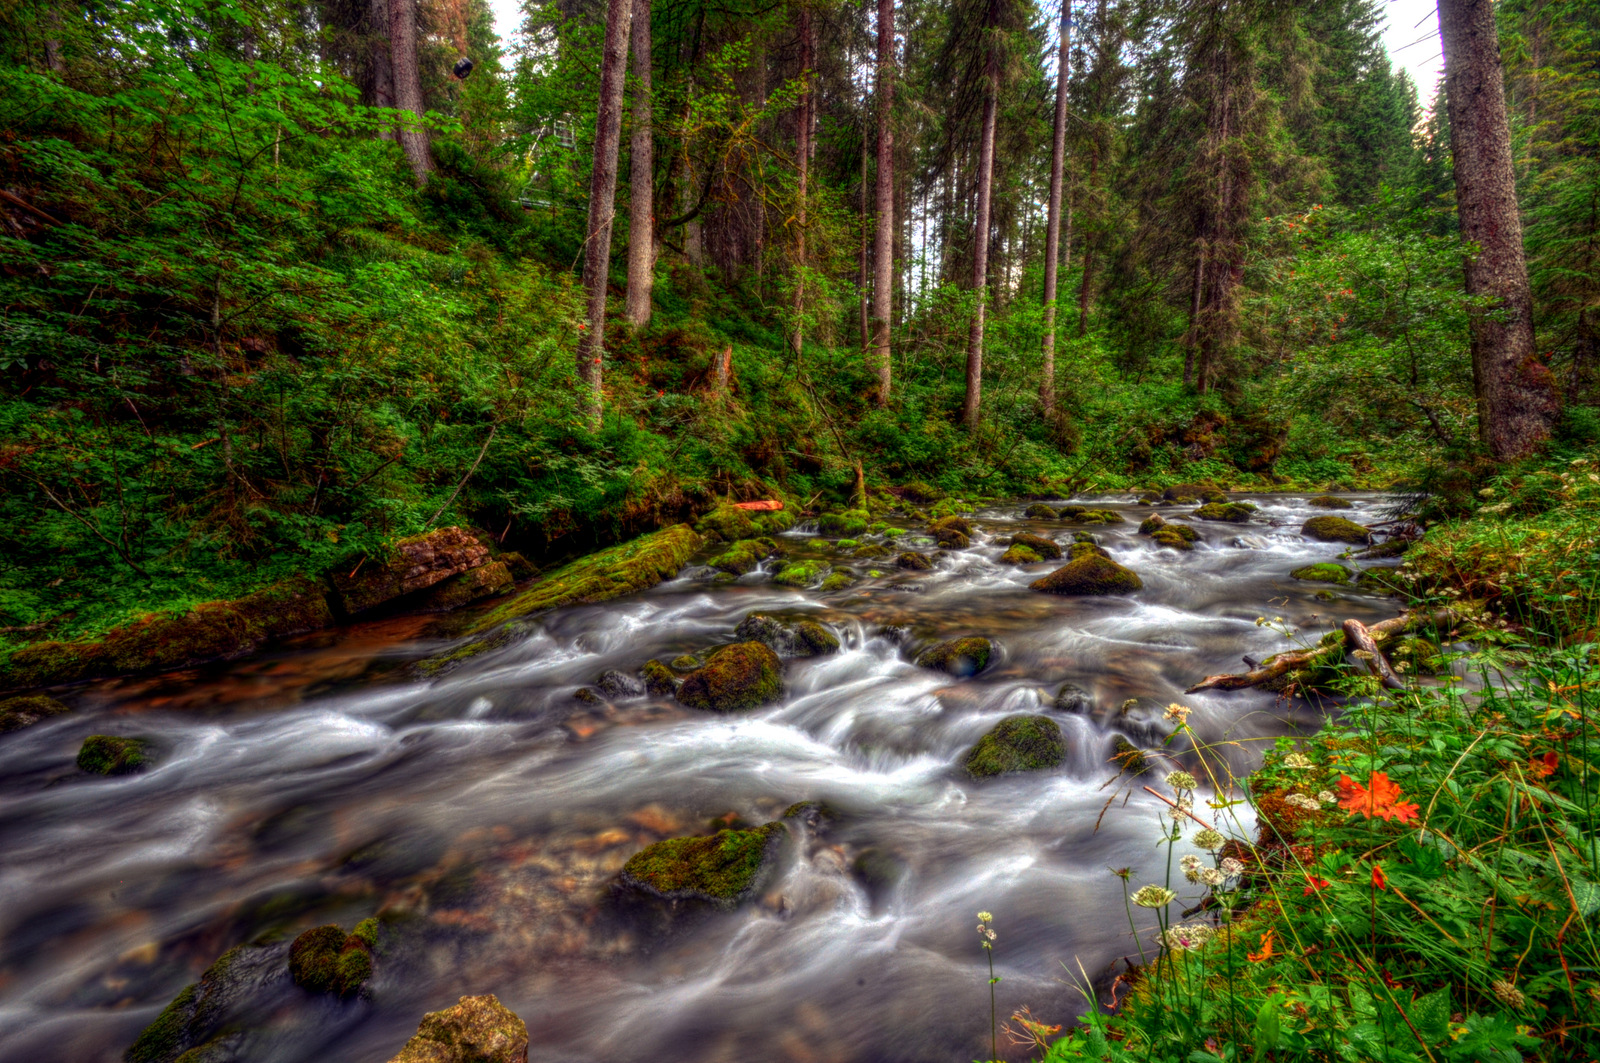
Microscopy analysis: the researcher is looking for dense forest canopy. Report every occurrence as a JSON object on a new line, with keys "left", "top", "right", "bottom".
{"left": 0, "top": 0, "right": 1596, "bottom": 638}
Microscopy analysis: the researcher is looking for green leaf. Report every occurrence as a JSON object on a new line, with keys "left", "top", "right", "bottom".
{"left": 1410, "top": 987, "right": 1450, "bottom": 1044}
{"left": 1252, "top": 995, "right": 1283, "bottom": 1059}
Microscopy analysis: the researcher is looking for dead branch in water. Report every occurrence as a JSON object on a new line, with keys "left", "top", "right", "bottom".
{"left": 1186, "top": 609, "right": 1463, "bottom": 693}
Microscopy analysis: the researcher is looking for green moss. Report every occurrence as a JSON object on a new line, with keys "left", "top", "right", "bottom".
{"left": 836, "top": 539, "right": 861, "bottom": 550}
{"left": 0, "top": 694, "right": 70, "bottom": 733}
{"left": 708, "top": 537, "right": 779, "bottom": 575}
{"left": 641, "top": 659, "right": 679, "bottom": 696}
{"left": 772, "top": 559, "right": 830, "bottom": 588}
{"left": 1290, "top": 563, "right": 1351, "bottom": 584}
{"left": 676, "top": 642, "right": 784, "bottom": 712}
{"left": 1301, "top": 515, "right": 1372, "bottom": 544}
{"left": 818, "top": 510, "right": 870, "bottom": 537}
{"left": 794, "top": 621, "right": 841, "bottom": 655}
{"left": 852, "top": 543, "right": 889, "bottom": 560}
{"left": 619, "top": 822, "right": 785, "bottom": 906}
{"left": 419, "top": 560, "right": 513, "bottom": 611}
{"left": 896, "top": 551, "right": 933, "bottom": 570}
{"left": 390, "top": 995, "right": 529, "bottom": 1063}
{"left": 914, "top": 636, "right": 994, "bottom": 676}
{"left": 695, "top": 503, "right": 758, "bottom": 543}
{"left": 819, "top": 572, "right": 856, "bottom": 591}
{"left": 1024, "top": 503, "right": 1059, "bottom": 519}
{"left": 964, "top": 715, "right": 1066, "bottom": 777}
{"left": 669, "top": 655, "right": 699, "bottom": 670}
{"left": 929, "top": 515, "right": 972, "bottom": 548}
{"left": 1163, "top": 482, "right": 1227, "bottom": 504}
{"left": 1010, "top": 532, "right": 1062, "bottom": 559}
{"left": 499, "top": 552, "right": 540, "bottom": 581}
{"left": 350, "top": 917, "right": 379, "bottom": 949}
{"left": 1193, "top": 502, "right": 1257, "bottom": 523}
{"left": 1138, "top": 514, "right": 1167, "bottom": 535}
{"left": 898, "top": 481, "right": 945, "bottom": 504}
{"left": 1059, "top": 506, "right": 1125, "bottom": 524}
{"left": 1357, "top": 566, "right": 1409, "bottom": 593}
{"left": 126, "top": 982, "right": 198, "bottom": 1063}
{"left": 289, "top": 923, "right": 372, "bottom": 997}
{"left": 77, "top": 735, "right": 149, "bottom": 775}
{"left": 1150, "top": 527, "right": 1196, "bottom": 551}
{"left": 1112, "top": 736, "right": 1150, "bottom": 775}
{"left": 461, "top": 525, "right": 703, "bottom": 635}
{"left": 1307, "top": 495, "right": 1353, "bottom": 509}
{"left": 735, "top": 614, "right": 840, "bottom": 657}
{"left": 999, "top": 545, "right": 1042, "bottom": 564}
{"left": 1030, "top": 553, "right": 1143, "bottom": 596}
{"left": 929, "top": 498, "right": 974, "bottom": 519}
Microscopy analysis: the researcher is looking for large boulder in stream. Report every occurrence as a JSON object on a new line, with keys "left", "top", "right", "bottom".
{"left": 929, "top": 516, "right": 972, "bottom": 549}
{"left": 1291, "top": 563, "right": 1350, "bottom": 584}
{"left": 1307, "top": 495, "right": 1353, "bottom": 509}
{"left": 1006, "top": 532, "right": 1062, "bottom": 560}
{"left": 125, "top": 941, "right": 291, "bottom": 1063}
{"left": 617, "top": 822, "right": 786, "bottom": 909}
{"left": 1163, "top": 482, "right": 1228, "bottom": 504}
{"left": 914, "top": 637, "right": 994, "bottom": 677}
{"left": 676, "top": 642, "right": 784, "bottom": 712}
{"left": 386, "top": 994, "right": 530, "bottom": 1063}
{"left": 0, "top": 694, "right": 70, "bottom": 733}
{"left": 1029, "top": 547, "right": 1143, "bottom": 596}
{"left": 734, "top": 614, "right": 840, "bottom": 658}
{"left": 1193, "top": 502, "right": 1257, "bottom": 523}
{"left": 709, "top": 537, "right": 781, "bottom": 575}
{"left": 1301, "top": 515, "right": 1372, "bottom": 544}
{"left": 964, "top": 715, "right": 1066, "bottom": 778}
{"left": 77, "top": 734, "right": 150, "bottom": 775}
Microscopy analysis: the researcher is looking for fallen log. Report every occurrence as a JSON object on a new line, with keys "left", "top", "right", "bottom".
{"left": 1186, "top": 609, "right": 1462, "bottom": 694}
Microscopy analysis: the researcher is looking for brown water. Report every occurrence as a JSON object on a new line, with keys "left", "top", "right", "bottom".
{"left": 0, "top": 494, "right": 1404, "bottom": 1063}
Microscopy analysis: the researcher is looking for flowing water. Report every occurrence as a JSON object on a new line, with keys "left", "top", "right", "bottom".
{"left": 0, "top": 494, "right": 1406, "bottom": 1063}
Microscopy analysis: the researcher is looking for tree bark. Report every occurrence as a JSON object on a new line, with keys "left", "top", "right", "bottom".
{"left": 624, "top": 0, "right": 654, "bottom": 328}
{"left": 389, "top": 0, "right": 432, "bottom": 184}
{"left": 791, "top": 6, "right": 814, "bottom": 366}
{"left": 1438, "top": 0, "right": 1559, "bottom": 459}
{"left": 576, "top": 0, "right": 634, "bottom": 429}
{"left": 962, "top": 0, "right": 1000, "bottom": 431}
{"left": 1040, "top": 0, "right": 1071, "bottom": 418}
{"left": 369, "top": 0, "right": 396, "bottom": 140}
{"left": 871, "top": 0, "right": 896, "bottom": 406}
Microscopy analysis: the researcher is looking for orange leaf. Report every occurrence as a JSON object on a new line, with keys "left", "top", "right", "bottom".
{"left": 1247, "top": 930, "right": 1276, "bottom": 963}
{"left": 1530, "top": 751, "right": 1558, "bottom": 778}
{"left": 1338, "top": 771, "right": 1418, "bottom": 823}
{"left": 1370, "top": 863, "right": 1387, "bottom": 890}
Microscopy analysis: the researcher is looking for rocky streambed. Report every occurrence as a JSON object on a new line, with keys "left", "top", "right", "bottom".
{"left": 0, "top": 492, "right": 1415, "bottom": 1062}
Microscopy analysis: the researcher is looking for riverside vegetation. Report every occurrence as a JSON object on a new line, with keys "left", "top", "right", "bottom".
{"left": 2, "top": 0, "right": 1599, "bottom": 1060}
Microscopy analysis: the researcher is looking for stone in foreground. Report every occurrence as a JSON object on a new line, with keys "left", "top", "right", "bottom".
{"left": 914, "top": 637, "right": 994, "bottom": 677}
{"left": 387, "top": 994, "right": 529, "bottom": 1063}
{"left": 964, "top": 715, "right": 1066, "bottom": 777}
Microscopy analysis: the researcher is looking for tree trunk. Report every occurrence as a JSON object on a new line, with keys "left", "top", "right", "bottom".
{"left": 962, "top": 0, "right": 1000, "bottom": 431}
{"left": 790, "top": 7, "right": 814, "bottom": 366}
{"left": 1438, "top": 0, "right": 1559, "bottom": 459}
{"left": 871, "top": 0, "right": 896, "bottom": 405}
{"left": 575, "top": 0, "right": 634, "bottom": 429}
{"left": 624, "top": 0, "right": 654, "bottom": 328}
{"left": 389, "top": 0, "right": 432, "bottom": 184}
{"left": 369, "top": 0, "right": 396, "bottom": 140}
{"left": 859, "top": 109, "right": 870, "bottom": 353}
{"left": 1040, "top": 0, "right": 1071, "bottom": 418}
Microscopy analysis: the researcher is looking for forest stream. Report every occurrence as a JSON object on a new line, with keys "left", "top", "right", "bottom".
{"left": 0, "top": 494, "right": 1406, "bottom": 1063}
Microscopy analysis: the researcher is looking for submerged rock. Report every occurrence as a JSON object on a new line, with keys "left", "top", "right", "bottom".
{"left": 1053, "top": 682, "right": 1093, "bottom": 714}
{"left": 914, "top": 637, "right": 994, "bottom": 677}
{"left": 1290, "top": 563, "right": 1350, "bottom": 584}
{"left": 1301, "top": 515, "right": 1372, "bottom": 544}
{"left": 288, "top": 919, "right": 376, "bottom": 997}
{"left": 1193, "top": 502, "right": 1257, "bottom": 523}
{"left": 929, "top": 515, "right": 972, "bottom": 549}
{"left": 1024, "top": 503, "right": 1058, "bottom": 519}
{"left": 676, "top": 642, "right": 784, "bottom": 712}
{"left": 734, "top": 614, "right": 841, "bottom": 658}
{"left": 617, "top": 822, "right": 785, "bottom": 908}
{"left": 819, "top": 572, "right": 857, "bottom": 591}
{"left": 386, "top": 994, "right": 529, "bottom": 1063}
{"left": 852, "top": 543, "right": 890, "bottom": 560}
{"left": 0, "top": 694, "right": 70, "bottom": 734}
{"left": 1307, "top": 495, "right": 1353, "bottom": 509}
{"left": 77, "top": 734, "right": 150, "bottom": 775}
{"left": 640, "top": 659, "right": 680, "bottom": 697}
{"left": 1112, "top": 736, "right": 1150, "bottom": 775}
{"left": 1151, "top": 524, "right": 1199, "bottom": 551}
{"left": 896, "top": 551, "right": 933, "bottom": 571}
{"left": 964, "top": 715, "right": 1066, "bottom": 777}
{"left": 1030, "top": 552, "right": 1143, "bottom": 596}
{"left": 125, "top": 941, "right": 290, "bottom": 1063}
{"left": 596, "top": 669, "right": 646, "bottom": 699}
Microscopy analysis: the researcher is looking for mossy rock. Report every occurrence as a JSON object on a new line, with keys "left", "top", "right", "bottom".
{"left": 1307, "top": 495, "right": 1353, "bottom": 509}
{"left": 288, "top": 922, "right": 374, "bottom": 997}
{"left": 670, "top": 654, "right": 699, "bottom": 671}
{"left": 836, "top": 539, "right": 861, "bottom": 551}
{"left": 388, "top": 994, "right": 529, "bottom": 1063}
{"left": 1301, "top": 515, "right": 1372, "bottom": 544}
{"left": 1290, "top": 563, "right": 1351, "bottom": 584}
{"left": 1163, "top": 483, "right": 1227, "bottom": 504}
{"left": 1137, "top": 491, "right": 1163, "bottom": 504}
{"left": 1072, "top": 531, "right": 1100, "bottom": 544}
{"left": 419, "top": 560, "right": 513, "bottom": 611}
{"left": 999, "top": 545, "right": 1042, "bottom": 564}
{"left": 1151, "top": 527, "right": 1197, "bottom": 551}
{"left": 914, "top": 636, "right": 993, "bottom": 677}
{"left": 805, "top": 538, "right": 834, "bottom": 553}
{"left": 1315, "top": 590, "right": 1339, "bottom": 602}
{"left": 929, "top": 498, "right": 974, "bottom": 520}
{"left": 964, "top": 715, "right": 1066, "bottom": 778}
{"left": 125, "top": 941, "right": 289, "bottom": 1063}
{"left": 462, "top": 525, "right": 703, "bottom": 636}
{"left": 733, "top": 613, "right": 841, "bottom": 658}
{"left": 0, "top": 694, "right": 70, "bottom": 734}
{"left": 1054, "top": 682, "right": 1093, "bottom": 713}
{"left": 641, "top": 659, "right": 679, "bottom": 697}
{"left": 1059, "top": 506, "right": 1125, "bottom": 524}
{"left": 929, "top": 514, "right": 972, "bottom": 540}
{"left": 1030, "top": 553, "right": 1143, "bottom": 596}
{"left": 618, "top": 822, "right": 785, "bottom": 908}
{"left": 4, "top": 576, "right": 333, "bottom": 690}
{"left": 819, "top": 572, "right": 856, "bottom": 591}
{"left": 1137, "top": 514, "right": 1167, "bottom": 535}
{"left": 772, "top": 559, "right": 830, "bottom": 588}
{"left": 709, "top": 538, "right": 779, "bottom": 575}
{"left": 1112, "top": 736, "right": 1149, "bottom": 775}
{"left": 818, "top": 510, "right": 871, "bottom": 537}
{"left": 1069, "top": 541, "right": 1112, "bottom": 560}
{"left": 1009, "top": 532, "right": 1062, "bottom": 560}
{"left": 676, "top": 642, "right": 784, "bottom": 712}
{"left": 898, "top": 481, "right": 945, "bottom": 504}
{"left": 1355, "top": 538, "right": 1412, "bottom": 560}
{"left": 852, "top": 543, "right": 890, "bottom": 560}
{"left": 896, "top": 551, "right": 933, "bottom": 571}
{"left": 1024, "top": 503, "right": 1059, "bottom": 519}
{"left": 694, "top": 503, "right": 759, "bottom": 543}
{"left": 77, "top": 735, "right": 150, "bottom": 775}
{"left": 1193, "top": 502, "right": 1257, "bottom": 523}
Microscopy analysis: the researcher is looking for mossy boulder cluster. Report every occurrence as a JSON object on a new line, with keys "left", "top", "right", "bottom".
{"left": 386, "top": 994, "right": 529, "bottom": 1063}
{"left": 1008, "top": 532, "right": 1062, "bottom": 559}
{"left": 929, "top": 515, "right": 972, "bottom": 548}
{"left": 640, "top": 658, "right": 679, "bottom": 697}
{"left": 288, "top": 918, "right": 377, "bottom": 997}
{"left": 1030, "top": 546, "right": 1143, "bottom": 596}
{"left": 1138, "top": 514, "right": 1198, "bottom": 551}
{"left": 929, "top": 498, "right": 974, "bottom": 520}
{"left": 1163, "top": 483, "right": 1228, "bottom": 504}
{"left": 1301, "top": 515, "right": 1372, "bottom": 544}
{"left": 964, "top": 715, "right": 1066, "bottom": 777}
{"left": 734, "top": 613, "right": 841, "bottom": 658}
{"left": 695, "top": 502, "right": 796, "bottom": 543}
{"left": 0, "top": 694, "right": 70, "bottom": 733}
{"left": 818, "top": 509, "right": 871, "bottom": 537}
{"left": 1024, "top": 503, "right": 1059, "bottom": 519}
{"left": 772, "top": 559, "right": 830, "bottom": 588}
{"left": 77, "top": 734, "right": 150, "bottom": 775}
{"left": 896, "top": 551, "right": 933, "bottom": 570}
{"left": 1291, "top": 563, "right": 1351, "bottom": 584}
{"left": 676, "top": 642, "right": 784, "bottom": 712}
{"left": 914, "top": 637, "right": 994, "bottom": 677}
{"left": 126, "top": 941, "right": 290, "bottom": 1063}
{"left": 709, "top": 537, "right": 781, "bottom": 575}
{"left": 1193, "top": 502, "right": 1257, "bottom": 523}
{"left": 1057, "top": 505, "right": 1125, "bottom": 524}
{"left": 1308, "top": 495, "right": 1353, "bottom": 509}
{"left": 618, "top": 822, "right": 785, "bottom": 908}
